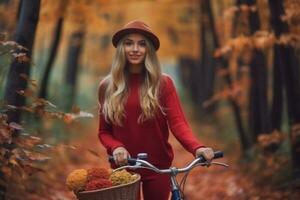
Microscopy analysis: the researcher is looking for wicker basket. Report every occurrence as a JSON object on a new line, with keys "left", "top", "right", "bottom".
{"left": 76, "top": 174, "right": 141, "bottom": 200}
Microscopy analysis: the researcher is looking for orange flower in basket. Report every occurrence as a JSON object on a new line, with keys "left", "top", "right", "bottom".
{"left": 87, "top": 167, "right": 110, "bottom": 181}
{"left": 85, "top": 179, "right": 113, "bottom": 191}
{"left": 66, "top": 169, "right": 88, "bottom": 192}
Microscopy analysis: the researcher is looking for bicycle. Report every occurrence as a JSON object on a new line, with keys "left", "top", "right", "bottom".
{"left": 109, "top": 151, "right": 228, "bottom": 200}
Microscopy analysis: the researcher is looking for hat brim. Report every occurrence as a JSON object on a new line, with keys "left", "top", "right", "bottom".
{"left": 112, "top": 28, "right": 160, "bottom": 50}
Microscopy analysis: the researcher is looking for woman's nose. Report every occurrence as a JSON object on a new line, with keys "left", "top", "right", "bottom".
{"left": 133, "top": 43, "right": 138, "bottom": 51}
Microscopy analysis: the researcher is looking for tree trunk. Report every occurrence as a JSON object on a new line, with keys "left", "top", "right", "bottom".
{"left": 64, "top": 30, "right": 85, "bottom": 111}
{"left": 270, "top": 46, "right": 284, "bottom": 131}
{"left": 178, "top": 57, "right": 200, "bottom": 104}
{"left": 39, "top": 17, "right": 64, "bottom": 99}
{"left": 269, "top": 0, "right": 300, "bottom": 180}
{"left": 4, "top": 0, "right": 40, "bottom": 123}
{"left": 245, "top": 0, "right": 270, "bottom": 142}
{"left": 213, "top": 0, "right": 251, "bottom": 152}
{"left": 2, "top": 0, "right": 40, "bottom": 198}
{"left": 16, "top": 0, "right": 22, "bottom": 26}
{"left": 248, "top": 49, "right": 270, "bottom": 137}
{"left": 197, "top": 0, "right": 217, "bottom": 115}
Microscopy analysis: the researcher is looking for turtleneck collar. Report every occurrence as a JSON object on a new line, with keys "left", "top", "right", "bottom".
{"left": 128, "top": 72, "right": 143, "bottom": 84}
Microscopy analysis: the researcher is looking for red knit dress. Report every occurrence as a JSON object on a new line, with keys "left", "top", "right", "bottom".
{"left": 98, "top": 73, "right": 204, "bottom": 169}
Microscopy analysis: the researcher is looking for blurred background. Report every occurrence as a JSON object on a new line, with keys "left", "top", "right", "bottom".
{"left": 0, "top": 0, "right": 300, "bottom": 199}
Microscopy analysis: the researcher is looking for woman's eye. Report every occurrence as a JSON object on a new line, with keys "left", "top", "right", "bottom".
{"left": 124, "top": 41, "right": 132, "bottom": 46}
{"left": 139, "top": 42, "right": 146, "bottom": 46}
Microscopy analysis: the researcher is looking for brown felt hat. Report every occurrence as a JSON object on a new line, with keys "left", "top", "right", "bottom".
{"left": 112, "top": 20, "right": 160, "bottom": 50}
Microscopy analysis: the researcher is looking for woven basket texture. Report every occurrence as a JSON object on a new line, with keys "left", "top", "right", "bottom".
{"left": 76, "top": 174, "right": 140, "bottom": 200}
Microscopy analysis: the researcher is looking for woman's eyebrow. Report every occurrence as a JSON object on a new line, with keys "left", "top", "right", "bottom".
{"left": 124, "top": 38, "right": 146, "bottom": 42}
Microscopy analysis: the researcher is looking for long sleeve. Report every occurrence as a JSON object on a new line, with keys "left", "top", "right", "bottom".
{"left": 163, "top": 75, "right": 205, "bottom": 154}
{"left": 97, "top": 81, "right": 124, "bottom": 154}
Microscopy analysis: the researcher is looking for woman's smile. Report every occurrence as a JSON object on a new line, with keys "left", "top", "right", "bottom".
{"left": 124, "top": 33, "right": 147, "bottom": 68}
{"left": 129, "top": 55, "right": 141, "bottom": 59}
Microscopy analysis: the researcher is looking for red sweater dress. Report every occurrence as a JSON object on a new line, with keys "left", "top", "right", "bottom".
{"left": 98, "top": 73, "right": 204, "bottom": 169}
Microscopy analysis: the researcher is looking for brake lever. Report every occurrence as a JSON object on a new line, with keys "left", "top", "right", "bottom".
{"left": 210, "top": 161, "right": 229, "bottom": 167}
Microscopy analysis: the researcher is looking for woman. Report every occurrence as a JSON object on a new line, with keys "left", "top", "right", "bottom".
{"left": 98, "top": 20, "right": 214, "bottom": 200}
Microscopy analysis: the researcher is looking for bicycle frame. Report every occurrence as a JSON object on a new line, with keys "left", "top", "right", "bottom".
{"left": 109, "top": 151, "right": 228, "bottom": 200}
{"left": 169, "top": 168, "right": 183, "bottom": 200}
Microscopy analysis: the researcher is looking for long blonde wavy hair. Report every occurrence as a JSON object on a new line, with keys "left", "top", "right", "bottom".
{"left": 101, "top": 35, "right": 162, "bottom": 126}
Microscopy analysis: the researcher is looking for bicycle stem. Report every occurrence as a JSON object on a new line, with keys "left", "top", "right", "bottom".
{"left": 169, "top": 167, "right": 183, "bottom": 200}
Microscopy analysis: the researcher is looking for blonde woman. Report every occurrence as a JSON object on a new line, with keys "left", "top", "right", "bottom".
{"left": 98, "top": 20, "right": 214, "bottom": 200}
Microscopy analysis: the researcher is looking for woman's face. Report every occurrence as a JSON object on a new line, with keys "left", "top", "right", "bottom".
{"left": 123, "top": 33, "right": 147, "bottom": 66}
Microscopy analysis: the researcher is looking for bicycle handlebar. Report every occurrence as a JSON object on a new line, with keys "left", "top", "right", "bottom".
{"left": 108, "top": 151, "right": 228, "bottom": 174}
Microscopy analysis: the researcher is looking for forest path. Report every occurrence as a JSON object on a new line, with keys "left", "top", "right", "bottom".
{"left": 44, "top": 118, "right": 252, "bottom": 200}
{"left": 26, "top": 106, "right": 298, "bottom": 200}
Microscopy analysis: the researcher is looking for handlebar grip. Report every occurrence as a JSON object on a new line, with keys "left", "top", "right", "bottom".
{"left": 108, "top": 156, "right": 137, "bottom": 165}
{"left": 213, "top": 151, "right": 223, "bottom": 159}
{"left": 108, "top": 156, "right": 114, "bottom": 163}
{"left": 197, "top": 151, "right": 224, "bottom": 162}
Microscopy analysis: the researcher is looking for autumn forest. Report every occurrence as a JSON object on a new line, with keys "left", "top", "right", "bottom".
{"left": 0, "top": 0, "right": 300, "bottom": 199}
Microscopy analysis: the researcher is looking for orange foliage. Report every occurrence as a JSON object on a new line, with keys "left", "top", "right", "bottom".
{"left": 282, "top": 0, "right": 300, "bottom": 27}
{"left": 203, "top": 80, "right": 247, "bottom": 108}
{"left": 0, "top": 69, "right": 95, "bottom": 199}
{"left": 0, "top": 112, "right": 48, "bottom": 193}
{"left": 257, "top": 130, "right": 284, "bottom": 149}
{"left": 87, "top": 167, "right": 110, "bottom": 181}
{"left": 215, "top": 32, "right": 276, "bottom": 58}
{"left": 85, "top": 178, "right": 112, "bottom": 191}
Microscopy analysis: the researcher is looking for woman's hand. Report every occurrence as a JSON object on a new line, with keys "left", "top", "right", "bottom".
{"left": 195, "top": 147, "right": 214, "bottom": 162}
{"left": 112, "top": 147, "right": 130, "bottom": 166}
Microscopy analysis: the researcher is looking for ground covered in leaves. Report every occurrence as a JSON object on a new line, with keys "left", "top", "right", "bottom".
{"left": 7, "top": 114, "right": 300, "bottom": 200}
